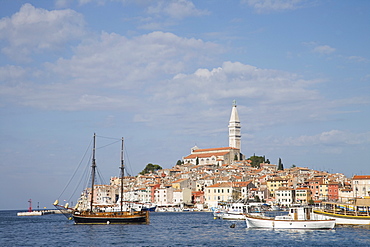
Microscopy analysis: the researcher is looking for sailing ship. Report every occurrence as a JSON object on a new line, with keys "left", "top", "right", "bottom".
{"left": 313, "top": 198, "right": 370, "bottom": 225}
{"left": 54, "top": 133, "right": 149, "bottom": 224}
{"left": 245, "top": 206, "right": 335, "bottom": 229}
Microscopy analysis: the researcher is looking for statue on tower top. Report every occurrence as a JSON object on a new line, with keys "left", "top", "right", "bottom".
{"left": 232, "top": 100, "right": 237, "bottom": 107}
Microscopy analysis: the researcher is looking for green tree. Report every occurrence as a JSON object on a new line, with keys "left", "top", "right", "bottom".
{"left": 308, "top": 198, "right": 315, "bottom": 205}
{"left": 248, "top": 155, "right": 265, "bottom": 168}
{"left": 176, "top": 160, "right": 183, "bottom": 166}
{"left": 278, "top": 158, "right": 284, "bottom": 170}
{"left": 140, "top": 163, "right": 163, "bottom": 175}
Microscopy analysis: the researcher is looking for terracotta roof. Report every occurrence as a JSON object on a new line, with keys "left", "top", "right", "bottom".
{"left": 233, "top": 181, "right": 251, "bottom": 187}
{"left": 192, "top": 191, "right": 204, "bottom": 196}
{"left": 172, "top": 178, "right": 187, "bottom": 183}
{"left": 353, "top": 175, "right": 370, "bottom": 180}
{"left": 184, "top": 151, "right": 229, "bottom": 159}
{"left": 207, "top": 182, "right": 232, "bottom": 188}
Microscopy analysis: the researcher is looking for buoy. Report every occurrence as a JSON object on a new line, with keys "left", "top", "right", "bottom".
{"left": 107, "top": 221, "right": 110, "bottom": 224}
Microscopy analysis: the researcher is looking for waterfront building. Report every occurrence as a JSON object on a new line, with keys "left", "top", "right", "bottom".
{"left": 327, "top": 183, "right": 339, "bottom": 201}
{"left": 307, "top": 178, "right": 323, "bottom": 200}
{"left": 155, "top": 187, "right": 175, "bottom": 206}
{"left": 94, "top": 184, "right": 115, "bottom": 204}
{"left": 275, "top": 187, "right": 295, "bottom": 206}
{"left": 192, "top": 191, "right": 205, "bottom": 205}
{"left": 352, "top": 175, "right": 370, "bottom": 198}
{"left": 295, "top": 187, "right": 311, "bottom": 204}
{"left": 338, "top": 187, "right": 353, "bottom": 203}
{"left": 319, "top": 183, "right": 328, "bottom": 201}
{"left": 205, "top": 182, "right": 233, "bottom": 208}
{"left": 173, "top": 188, "right": 192, "bottom": 205}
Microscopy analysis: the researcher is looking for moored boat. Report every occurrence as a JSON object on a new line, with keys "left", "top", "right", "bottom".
{"left": 313, "top": 198, "right": 370, "bottom": 225}
{"left": 215, "top": 202, "right": 247, "bottom": 220}
{"left": 54, "top": 133, "right": 149, "bottom": 224}
{"left": 245, "top": 207, "right": 335, "bottom": 229}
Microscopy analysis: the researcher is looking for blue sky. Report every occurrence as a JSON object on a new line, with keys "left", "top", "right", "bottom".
{"left": 0, "top": 0, "right": 369, "bottom": 210}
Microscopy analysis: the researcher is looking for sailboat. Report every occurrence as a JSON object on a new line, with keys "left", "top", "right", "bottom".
{"left": 54, "top": 133, "right": 149, "bottom": 224}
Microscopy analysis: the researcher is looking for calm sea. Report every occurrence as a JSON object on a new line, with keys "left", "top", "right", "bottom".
{"left": 1, "top": 210, "right": 369, "bottom": 246}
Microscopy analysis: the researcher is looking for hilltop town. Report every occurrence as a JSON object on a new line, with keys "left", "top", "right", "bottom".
{"left": 84, "top": 103, "right": 370, "bottom": 211}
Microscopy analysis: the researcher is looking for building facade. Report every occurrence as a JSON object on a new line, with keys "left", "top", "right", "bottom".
{"left": 352, "top": 175, "right": 370, "bottom": 198}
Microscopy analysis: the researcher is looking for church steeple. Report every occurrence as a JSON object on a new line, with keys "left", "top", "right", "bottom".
{"left": 228, "top": 100, "right": 241, "bottom": 150}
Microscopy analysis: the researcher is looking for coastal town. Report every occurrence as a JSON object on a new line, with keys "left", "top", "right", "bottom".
{"left": 79, "top": 103, "right": 370, "bottom": 212}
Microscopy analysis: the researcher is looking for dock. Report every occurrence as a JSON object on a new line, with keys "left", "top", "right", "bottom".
{"left": 17, "top": 209, "right": 68, "bottom": 216}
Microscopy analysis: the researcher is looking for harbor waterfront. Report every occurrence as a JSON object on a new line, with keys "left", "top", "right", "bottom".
{"left": 1, "top": 210, "right": 369, "bottom": 246}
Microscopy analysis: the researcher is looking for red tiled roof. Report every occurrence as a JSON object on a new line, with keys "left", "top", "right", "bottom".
{"left": 184, "top": 151, "right": 229, "bottom": 159}
{"left": 207, "top": 182, "right": 232, "bottom": 188}
{"left": 353, "top": 175, "right": 370, "bottom": 180}
{"left": 233, "top": 181, "right": 251, "bottom": 187}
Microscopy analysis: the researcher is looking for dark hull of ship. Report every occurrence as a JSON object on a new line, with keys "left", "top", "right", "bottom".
{"left": 73, "top": 212, "right": 149, "bottom": 225}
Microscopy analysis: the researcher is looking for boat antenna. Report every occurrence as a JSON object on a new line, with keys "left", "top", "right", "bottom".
{"left": 120, "top": 137, "right": 124, "bottom": 212}
{"left": 90, "top": 133, "right": 97, "bottom": 212}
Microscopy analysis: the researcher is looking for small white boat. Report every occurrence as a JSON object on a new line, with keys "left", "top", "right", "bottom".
{"left": 222, "top": 212, "right": 246, "bottom": 220}
{"left": 221, "top": 203, "right": 247, "bottom": 220}
{"left": 245, "top": 207, "right": 335, "bottom": 229}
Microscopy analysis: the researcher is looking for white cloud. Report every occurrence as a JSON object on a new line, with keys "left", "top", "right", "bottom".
{"left": 0, "top": 31, "right": 221, "bottom": 111}
{"left": 348, "top": 56, "right": 368, "bottom": 63}
{"left": 242, "top": 0, "right": 310, "bottom": 13}
{"left": 0, "top": 3, "right": 86, "bottom": 62}
{"left": 0, "top": 65, "right": 27, "bottom": 83}
{"left": 146, "top": 0, "right": 209, "bottom": 19}
{"left": 285, "top": 130, "right": 370, "bottom": 147}
{"left": 312, "top": 45, "right": 336, "bottom": 54}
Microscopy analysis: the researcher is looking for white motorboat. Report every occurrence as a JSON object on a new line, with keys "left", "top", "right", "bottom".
{"left": 221, "top": 202, "right": 247, "bottom": 220}
{"left": 245, "top": 207, "right": 335, "bottom": 229}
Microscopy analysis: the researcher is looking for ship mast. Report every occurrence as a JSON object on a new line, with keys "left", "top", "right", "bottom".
{"left": 120, "top": 137, "right": 124, "bottom": 212}
{"left": 90, "top": 133, "right": 97, "bottom": 212}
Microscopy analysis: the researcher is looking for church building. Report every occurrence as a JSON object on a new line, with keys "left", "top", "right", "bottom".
{"left": 183, "top": 101, "right": 243, "bottom": 166}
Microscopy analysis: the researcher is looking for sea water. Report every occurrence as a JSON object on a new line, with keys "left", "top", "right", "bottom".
{"left": 1, "top": 210, "right": 369, "bottom": 246}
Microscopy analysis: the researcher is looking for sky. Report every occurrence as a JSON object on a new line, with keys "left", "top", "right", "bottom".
{"left": 0, "top": 0, "right": 369, "bottom": 210}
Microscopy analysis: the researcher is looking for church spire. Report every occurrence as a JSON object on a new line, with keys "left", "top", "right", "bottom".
{"left": 228, "top": 100, "right": 241, "bottom": 150}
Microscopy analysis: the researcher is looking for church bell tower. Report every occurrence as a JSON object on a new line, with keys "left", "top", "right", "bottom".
{"left": 228, "top": 100, "right": 241, "bottom": 150}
